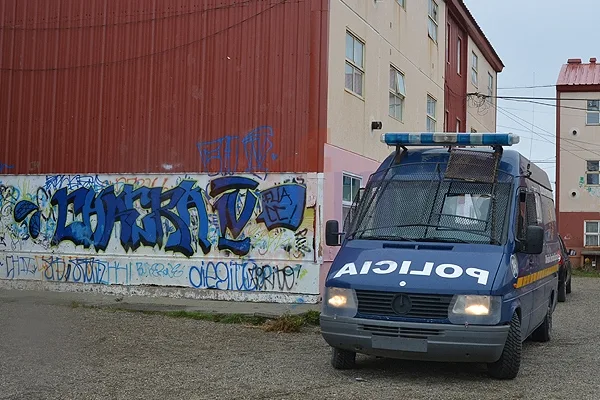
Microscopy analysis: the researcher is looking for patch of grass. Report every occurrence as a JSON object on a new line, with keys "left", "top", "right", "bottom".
{"left": 302, "top": 310, "right": 321, "bottom": 326}
{"left": 572, "top": 269, "right": 600, "bottom": 278}
{"left": 72, "top": 302, "right": 321, "bottom": 333}
{"left": 262, "top": 313, "right": 305, "bottom": 333}
{"left": 161, "top": 310, "right": 269, "bottom": 325}
{"left": 157, "top": 310, "right": 321, "bottom": 333}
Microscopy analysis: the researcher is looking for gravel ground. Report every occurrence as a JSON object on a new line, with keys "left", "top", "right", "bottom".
{"left": 1, "top": 277, "right": 599, "bottom": 400}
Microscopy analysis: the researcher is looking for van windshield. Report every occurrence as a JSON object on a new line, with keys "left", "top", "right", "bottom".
{"left": 345, "top": 162, "right": 513, "bottom": 245}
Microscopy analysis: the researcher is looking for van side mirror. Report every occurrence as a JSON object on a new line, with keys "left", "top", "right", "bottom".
{"left": 325, "top": 220, "right": 343, "bottom": 246}
{"left": 523, "top": 225, "right": 544, "bottom": 254}
{"left": 568, "top": 249, "right": 576, "bottom": 256}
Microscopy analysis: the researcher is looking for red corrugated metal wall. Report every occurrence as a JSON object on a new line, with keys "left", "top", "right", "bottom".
{"left": 0, "top": 0, "right": 329, "bottom": 174}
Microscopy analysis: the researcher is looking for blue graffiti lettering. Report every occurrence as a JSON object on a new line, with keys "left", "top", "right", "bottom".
{"left": 0, "top": 163, "right": 15, "bottom": 172}
{"left": 4, "top": 255, "right": 37, "bottom": 278}
{"left": 210, "top": 176, "right": 259, "bottom": 256}
{"left": 44, "top": 174, "right": 110, "bottom": 193}
{"left": 197, "top": 126, "right": 277, "bottom": 180}
{"left": 12, "top": 175, "right": 308, "bottom": 258}
{"left": 15, "top": 181, "right": 211, "bottom": 257}
{"left": 188, "top": 261, "right": 256, "bottom": 291}
{"left": 257, "top": 184, "right": 306, "bottom": 230}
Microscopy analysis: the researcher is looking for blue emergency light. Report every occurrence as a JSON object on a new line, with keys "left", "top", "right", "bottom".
{"left": 380, "top": 132, "right": 520, "bottom": 147}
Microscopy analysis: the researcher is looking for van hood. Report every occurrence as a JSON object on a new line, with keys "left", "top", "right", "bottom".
{"left": 326, "top": 241, "right": 506, "bottom": 294}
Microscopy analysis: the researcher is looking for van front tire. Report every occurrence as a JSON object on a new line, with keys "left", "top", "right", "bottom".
{"left": 331, "top": 347, "right": 356, "bottom": 369}
{"left": 487, "top": 312, "right": 522, "bottom": 380}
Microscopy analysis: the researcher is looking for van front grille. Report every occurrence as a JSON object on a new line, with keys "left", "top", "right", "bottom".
{"left": 359, "top": 324, "right": 444, "bottom": 338}
{"left": 355, "top": 290, "right": 453, "bottom": 319}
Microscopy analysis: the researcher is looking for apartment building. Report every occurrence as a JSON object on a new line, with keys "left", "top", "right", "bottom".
{"left": 556, "top": 57, "right": 600, "bottom": 268}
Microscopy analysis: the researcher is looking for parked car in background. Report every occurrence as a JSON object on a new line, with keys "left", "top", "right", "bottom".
{"left": 557, "top": 236, "right": 573, "bottom": 302}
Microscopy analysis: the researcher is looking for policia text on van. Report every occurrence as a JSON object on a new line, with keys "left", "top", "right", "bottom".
{"left": 320, "top": 132, "right": 560, "bottom": 380}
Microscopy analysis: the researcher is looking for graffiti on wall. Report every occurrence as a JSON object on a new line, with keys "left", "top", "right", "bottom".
{"left": 0, "top": 163, "right": 14, "bottom": 172}
{"left": 196, "top": 126, "right": 278, "bottom": 180}
{"left": 0, "top": 173, "right": 320, "bottom": 295}
{"left": 2, "top": 253, "right": 315, "bottom": 293}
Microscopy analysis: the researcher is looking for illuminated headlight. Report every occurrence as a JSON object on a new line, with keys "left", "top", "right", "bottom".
{"left": 449, "top": 295, "right": 502, "bottom": 325}
{"left": 321, "top": 287, "right": 358, "bottom": 318}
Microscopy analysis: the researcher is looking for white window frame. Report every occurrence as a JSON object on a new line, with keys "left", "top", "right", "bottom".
{"left": 396, "top": 0, "right": 406, "bottom": 9}
{"left": 389, "top": 65, "right": 406, "bottom": 121}
{"left": 584, "top": 220, "right": 600, "bottom": 247}
{"left": 345, "top": 31, "right": 365, "bottom": 98}
{"left": 342, "top": 173, "right": 362, "bottom": 229}
{"left": 427, "top": 94, "right": 437, "bottom": 132}
{"left": 586, "top": 160, "right": 600, "bottom": 186}
{"left": 587, "top": 100, "right": 600, "bottom": 125}
{"left": 487, "top": 72, "right": 494, "bottom": 99}
{"left": 471, "top": 52, "right": 478, "bottom": 86}
{"left": 428, "top": 0, "right": 438, "bottom": 43}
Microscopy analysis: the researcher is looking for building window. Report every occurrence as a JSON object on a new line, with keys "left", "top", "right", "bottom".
{"left": 427, "top": 95, "right": 437, "bottom": 132}
{"left": 342, "top": 174, "right": 362, "bottom": 229}
{"left": 587, "top": 100, "right": 600, "bottom": 125}
{"left": 345, "top": 31, "right": 364, "bottom": 97}
{"left": 428, "top": 0, "right": 438, "bottom": 43}
{"left": 396, "top": 0, "right": 406, "bottom": 8}
{"left": 389, "top": 66, "right": 406, "bottom": 121}
{"left": 456, "top": 118, "right": 460, "bottom": 133}
{"left": 488, "top": 73, "right": 494, "bottom": 97}
{"left": 471, "top": 52, "right": 478, "bottom": 86}
{"left": 457, "top": 37, "right": 462, "bottom": 74}
{"left": 586, "top": 161, "right": 600, "bottom": 185}
{"left": 585, "top": 221, "right": 600, "bottom": 246}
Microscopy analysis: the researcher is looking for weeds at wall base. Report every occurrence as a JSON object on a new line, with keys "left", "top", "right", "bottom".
{"left": 71, "top": 303, "right": 321, "bottom": 333}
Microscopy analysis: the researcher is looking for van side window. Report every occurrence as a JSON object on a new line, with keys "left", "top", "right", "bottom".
{"left": 516, "top": 190, "right": 539, "bottom": 241}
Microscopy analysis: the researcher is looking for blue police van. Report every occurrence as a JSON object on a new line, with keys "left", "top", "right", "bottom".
{"left": 321, "top": 132, "right": 560, "bottom": 380}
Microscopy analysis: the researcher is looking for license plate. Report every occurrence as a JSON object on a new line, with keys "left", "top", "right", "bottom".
{"left": 371, "top": 336, "right": 428, "bottom": 352}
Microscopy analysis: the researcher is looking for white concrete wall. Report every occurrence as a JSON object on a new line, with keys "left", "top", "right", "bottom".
{"left": 466, "top": 36, "right": 498, "bottom": 133}
{"left": 559, "top": 91, "right": 600, "bottom": 210}
{"left": 327, "top": 0, "right": 446, "bottom": 161}
{"left": 0, "top": 173, "right": 323, "bottom": 303}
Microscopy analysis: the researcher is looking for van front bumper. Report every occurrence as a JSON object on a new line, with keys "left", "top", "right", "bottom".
{"left": 320, "top": 315, "right": 510, "bottom": 363}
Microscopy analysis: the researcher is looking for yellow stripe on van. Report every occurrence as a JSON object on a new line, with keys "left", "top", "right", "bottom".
{"left": 513, "top": 264, "right": 559, "bottom": 289}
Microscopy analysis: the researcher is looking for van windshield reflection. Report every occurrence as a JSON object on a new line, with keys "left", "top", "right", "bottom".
{"left": 345, "top": 166, "right": 512, "bottom": 245}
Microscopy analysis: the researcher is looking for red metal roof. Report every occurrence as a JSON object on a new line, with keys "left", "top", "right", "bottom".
{"left": 557, "top": 58, "right": 600, "bottom": 86}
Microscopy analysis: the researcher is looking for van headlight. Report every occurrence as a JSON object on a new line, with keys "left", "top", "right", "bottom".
{"left": 322, "top": 287, "right": 358, "bottom": 318}
{"left": 448, "top": 295, "right": 502, "bottom": 325}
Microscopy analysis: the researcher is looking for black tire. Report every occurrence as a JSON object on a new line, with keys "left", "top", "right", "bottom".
{"left": 487, "top": 312, "right": 522, "bottom": 380}
{"left": 531, "top": 299, "right": 553, "bottom": 342}
{"left": 331, "top": 347, "right": 356, "bottom": 370}
{"left": 557, "top": 281, "right": 566, "bottom": 302}
{"left": 566, "top": 274, "right": 572, "bottom": 294}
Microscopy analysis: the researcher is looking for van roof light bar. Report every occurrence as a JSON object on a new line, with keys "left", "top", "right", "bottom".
{"left": 380, "top": 132, "right": 520, "bottom": 147}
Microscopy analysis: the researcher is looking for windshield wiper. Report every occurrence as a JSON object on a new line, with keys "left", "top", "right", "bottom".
{"left": 360, "top": 235, "right": 416, "bottom": 242}
{"left": 349, "top": 223, "right": 498, "bottom": 244}
{"left": 418, "top": 237, "right": 469, "bottom": 244}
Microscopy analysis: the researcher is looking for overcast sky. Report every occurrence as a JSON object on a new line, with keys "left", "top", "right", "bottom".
{"left": 463, "top": 0, "right": 599, "bottom": 191}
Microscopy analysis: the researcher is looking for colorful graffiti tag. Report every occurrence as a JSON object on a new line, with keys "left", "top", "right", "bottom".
{"left": 0, "top": 173, "right": 321, "bottom": 296}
